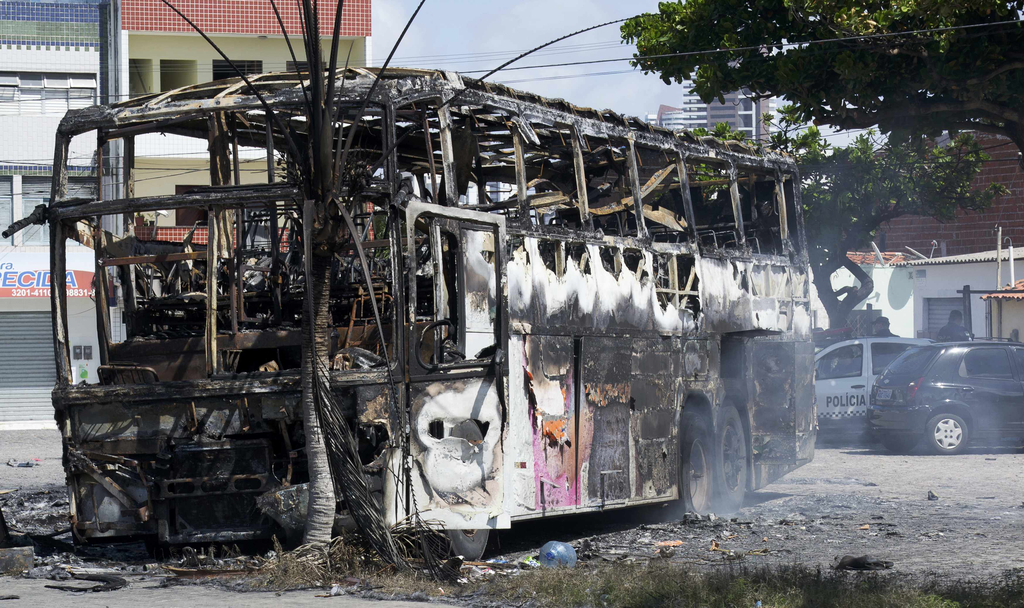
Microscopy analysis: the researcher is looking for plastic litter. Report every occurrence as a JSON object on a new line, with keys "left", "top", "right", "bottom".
{"left": 538, "top": 541, "right": 577, "bottom": 568}
{"left": 519, "top": 555, "right": 540, "bottom": 568}
{"left": 5, "top": 459, "right": 39, "bottom": 468}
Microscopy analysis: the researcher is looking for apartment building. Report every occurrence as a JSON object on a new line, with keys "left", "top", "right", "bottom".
{"left": 647, "top": 82, "right": 777, "bottom": 141}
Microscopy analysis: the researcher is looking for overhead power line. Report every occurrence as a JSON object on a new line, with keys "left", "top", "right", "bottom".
{"left": 464, "top": 17, "right": 1024, "bottom": 74}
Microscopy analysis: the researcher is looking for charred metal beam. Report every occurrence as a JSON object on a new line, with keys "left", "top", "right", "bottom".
{"left": 99, "top": 251, "right": 208, "bottom": 267}
{"left": 92, "top": 223, "right": 111, "bottom": 365}
{"left": 50, "top": 218, "right": 72, "bottom": 387}
{"left": 49, "top": 184, "right": 301, "bottom": 220}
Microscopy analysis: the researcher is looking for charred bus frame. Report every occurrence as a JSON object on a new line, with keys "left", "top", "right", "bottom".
{"left": 19, "top": 68, "right": 815, "bottom": 552}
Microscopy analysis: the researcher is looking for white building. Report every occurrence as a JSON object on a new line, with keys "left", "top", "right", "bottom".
{"left": 647, "top": 86, "right": 778, "bottom": 140}
{"left": 679, "top": 82, "right": 777, "bottom": 140}
{"left": 829, "top": 252, "right": 915, "bottom": 338}
{"left": 0, "top": 0, "right": 105, "bottom": 426}
{"left": 904, "top": 248, "right": 1024, "bottom": 339}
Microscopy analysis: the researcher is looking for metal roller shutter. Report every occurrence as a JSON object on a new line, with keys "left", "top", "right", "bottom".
{"left": 925, "top": 298, "right": 963, "bottom": 339}
{"left": 21, "top": 176, "right": 51, "bottom": 199}
{"left": 21, "top": 176, "right": 96, "bottom": 200}
{"left": 0, "top": 312, "right": 56, "bottom": 422}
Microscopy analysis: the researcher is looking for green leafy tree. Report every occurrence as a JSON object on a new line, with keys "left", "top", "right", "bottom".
{"left": 696, "top": 108, "right": 1003, "bottom": 327}
{"left": 621, "top": 1, "right": 1024, "bottom": 149}
{"left": 623, "top": 2, "right": 1017, "bottom": 326}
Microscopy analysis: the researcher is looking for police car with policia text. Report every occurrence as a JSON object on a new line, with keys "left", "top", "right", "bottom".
{"left": 815, "top": 337, "right": 932, "bottom": 430}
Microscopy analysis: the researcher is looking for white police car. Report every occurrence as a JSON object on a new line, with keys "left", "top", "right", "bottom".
{"left": 815, "top": 337, "right": 933, "bottom": 429}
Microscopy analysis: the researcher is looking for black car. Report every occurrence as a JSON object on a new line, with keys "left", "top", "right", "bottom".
{"left": 868, "top": 341, "right": 1024, "bottom": 454}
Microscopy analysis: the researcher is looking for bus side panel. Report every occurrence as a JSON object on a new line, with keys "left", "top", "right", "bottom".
{"left": 748, "top": 339, "right": 816, "bottom": 490}
{"left": 580, "top": 336, "right": 633, "bottom": 506}
{"left": 629, "top": 337, "right": 680, "bottom": 501}
{"left": 793, "top": 340, "right": 816, "bottom": 461}
{"left": 406, "top": 377, "right": 505, "bottom": 529}
{"left": 523, "top": 334, "right": 580, "bottom": 512}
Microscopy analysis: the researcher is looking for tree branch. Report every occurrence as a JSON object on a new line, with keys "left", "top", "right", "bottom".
{"left": 965, "top": 61, "right": 1024, "bottom": 86}
{"left": 833, "top": 99, "right": 1020, "bottom": 132}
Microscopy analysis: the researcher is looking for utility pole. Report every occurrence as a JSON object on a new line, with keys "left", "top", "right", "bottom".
{"left": 1006, "top": 237, "right": 1015, "bottom": 287}
{"left": 996, "top": 226, "right": 1003, "bottom": 288}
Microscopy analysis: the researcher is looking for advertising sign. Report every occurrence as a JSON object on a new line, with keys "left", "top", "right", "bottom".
{"left": 0, "top": 251, "right": 95, "bottom": 298}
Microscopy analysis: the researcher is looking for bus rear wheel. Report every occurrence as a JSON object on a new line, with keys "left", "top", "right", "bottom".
{"left": 714, "top": 405, "right": 748, "bottom": 513}
{"left": 680, "top": 410, "right": 713, "bottom": 514}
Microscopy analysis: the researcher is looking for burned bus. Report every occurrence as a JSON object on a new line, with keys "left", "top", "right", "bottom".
{"left": 12, "top": 68, "right": 814, "bottom": 558}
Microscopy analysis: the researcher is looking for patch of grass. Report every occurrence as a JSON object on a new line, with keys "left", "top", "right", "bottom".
{"left": 476, "top": 563, "right": 1024, "bottom": 608}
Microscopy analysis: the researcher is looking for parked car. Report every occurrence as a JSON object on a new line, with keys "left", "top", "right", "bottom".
{"left": 815, "top": 337, "right": 932, "bottom": 431}
{"left": 869, "top": 341, "right": 1024, "bottom": 454}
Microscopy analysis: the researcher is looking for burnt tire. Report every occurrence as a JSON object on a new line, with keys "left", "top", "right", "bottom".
{"left": 713, "top": 405, "right": 748, "bottom": 513}
{"left": 924, "top": 413, "right": 969, "bottom": 455}
{"left": 878, "top": 434, "right": 919, "bottom": 454}
{"left": 446, "top": 528, "right": 490, "bottom": 561}
{"left": 680, "top": 410, "right": 714, "bottom": 514}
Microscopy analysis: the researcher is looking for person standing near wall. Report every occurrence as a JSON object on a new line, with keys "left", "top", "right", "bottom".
{"left": 937, "top": 310, "right": 972, "bottom": 342}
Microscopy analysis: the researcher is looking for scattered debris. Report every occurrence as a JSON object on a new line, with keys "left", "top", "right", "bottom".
{"left": 927, "top": 491, "right": 939, "bottom": 501}
{"left": 0, "top": 596, "right": 20, "bottom": 601}
{"left": 255, "top": 485, "right": 309, "bottom": 543}
{"left": 519, "top": 556, "right": 540, "bottom": 568}
{"left": 858, "top": 525, "right": 870, "bottom": 530}
{"left": 0, "top": 546, "right": 33, "bottom": 575}
{"left": 45, "top": 573, "right": 128, "bottom": 592}
{"left": 5, "top": 459, "right": 38, "bottom": 468}
{"left": 834, "top": 555, "right": 894, "bottom": 571}
{"left": 165, "top": 566, "right": 251, "bottom": 579}
{"left": 655, "top": 540, "right": 685, "bottom": 547}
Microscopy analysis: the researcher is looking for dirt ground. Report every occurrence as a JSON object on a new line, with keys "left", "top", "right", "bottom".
{"left": 2, "top": 429, "right": 1023, "bottom": 605}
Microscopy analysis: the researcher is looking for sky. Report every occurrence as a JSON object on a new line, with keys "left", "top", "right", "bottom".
{"left": 369, "top": 0, "right": 678, "bottom": 120}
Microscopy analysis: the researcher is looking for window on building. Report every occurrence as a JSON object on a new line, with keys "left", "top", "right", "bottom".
{"left": 0, "top": 73, "right": 96, "bottom": 115}
{"left": 212, "top": 60, "right": 262, "bottom": 81}
{"left": 286, "top": 60, "right": 309, "bottom": 74}
{"left": 129, "top": 58, "right": 154, "bottom": 97}
{"left": 160, "top": 59, "right": 198, "bottom": 92}
{"left": 21, "top": 198, "right": 49, "bottom": 245}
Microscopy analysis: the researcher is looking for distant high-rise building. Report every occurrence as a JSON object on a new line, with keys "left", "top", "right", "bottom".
{"left": 647, "top": 83, "right": 777, "bottom": 140}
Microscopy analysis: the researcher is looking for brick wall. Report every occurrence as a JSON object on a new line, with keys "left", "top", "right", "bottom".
{"left": 880, "top": 135, "right": 1024, "bottom": 257}
{"left": 122, "top": 0, "right": 371, "bottom": 37}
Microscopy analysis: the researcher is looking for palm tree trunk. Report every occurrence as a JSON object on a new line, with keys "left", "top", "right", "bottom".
{"left": 303, "top": 253, "right": 335, "bottom": 543}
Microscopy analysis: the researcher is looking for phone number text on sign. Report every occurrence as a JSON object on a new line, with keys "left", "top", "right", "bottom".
{"left": 8, "top": 287, "right": 93, "bottom": 297}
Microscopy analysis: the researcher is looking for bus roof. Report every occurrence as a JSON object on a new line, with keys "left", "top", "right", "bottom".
{"left": 58, "top": 67, "right": 795, "bottom": 171}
